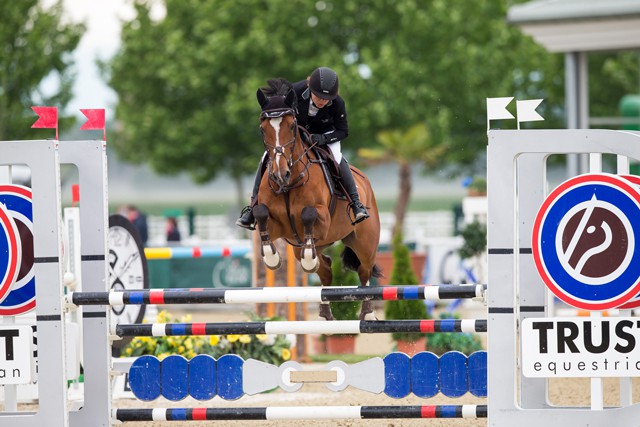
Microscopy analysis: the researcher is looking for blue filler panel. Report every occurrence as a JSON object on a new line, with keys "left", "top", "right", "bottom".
{"left": 411, "top": 351, "right": 439, "bottom": 398}
{"left": 162, "top": 355, "right": 189, "bottom": 401}
{"left": 384, "top": 352, "right": 411, "bottom": 398}
{"left": 468, "top": 351, "right": 488, "bottom": 397}
{"left": 129, "top": 355, "right": 161, "bottom": 401}
{"left": 189, "top": 354, "right": 217, "bottom": 400}
{"left": 217, "top": 354, "right": 244, "bottom": 400}
{"left": 439, "top": 351, "right": 468, "bottom": 398}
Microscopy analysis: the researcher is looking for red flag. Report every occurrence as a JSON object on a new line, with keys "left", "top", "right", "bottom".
{"left": 80, "top": 109, "right": 105, "bottom": 130}
{"left": 80, "top": 109, "right": 106, "bottom": 140}
{"left": 31, "top": 106, "right": 58, "bottom": 139}
{"left": 31, "top": 106, "right": 58, "bottom": 129}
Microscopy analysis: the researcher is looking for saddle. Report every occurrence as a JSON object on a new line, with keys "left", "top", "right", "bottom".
{"left": 302, "top": 133, "right": 347, "bottom": 202}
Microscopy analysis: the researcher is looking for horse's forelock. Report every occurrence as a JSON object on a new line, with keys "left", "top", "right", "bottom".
{"left": 263, "top": 78, "right": 292, "bottom": 96}
{"left": 262, "top": 95, "right": 289, "bottom": 111}
{"left": 260, "top": 78, "right": 297, "bottom": 111}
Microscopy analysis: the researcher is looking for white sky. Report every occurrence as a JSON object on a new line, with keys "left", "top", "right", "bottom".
{"left": 42, "top": 0, "right": 136, "bottom": 119}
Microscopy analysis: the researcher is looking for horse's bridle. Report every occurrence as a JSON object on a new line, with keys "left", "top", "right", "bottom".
{"left": 260, "top": 107, "right": 313, "bottom": 194}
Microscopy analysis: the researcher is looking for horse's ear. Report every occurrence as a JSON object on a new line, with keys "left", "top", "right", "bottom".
{"left": 285, "top": 88, "right": 296, "bottom": 110}
{"left": 256, "top": 89, "right": 269, "bottom": 108}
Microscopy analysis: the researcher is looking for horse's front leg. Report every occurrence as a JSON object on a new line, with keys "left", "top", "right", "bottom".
{"left": 299, "top": 206, "right": 319, "bottom": 273}
{"left": 254, "top": 204, "right": 281, "bottom": 270}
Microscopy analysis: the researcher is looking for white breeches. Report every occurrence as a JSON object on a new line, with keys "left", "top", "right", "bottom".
{"left": 327, "top": 141, "right": 342, "bottom": 163}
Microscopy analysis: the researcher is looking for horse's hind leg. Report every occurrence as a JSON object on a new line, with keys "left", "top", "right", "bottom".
{"left": 358, "top": 270, "right": 377, "bottom": 321}
{"left": 299, "top": 206, "right": 319, "bottom": 273}
{"left": 342, "top": 237, "right": 379, "bottom": 321}
{"left": 254, "top": 204, "right": 281, "bottom": 270}
{"left": 316, "top": 253, "right": 334, "bottom": 321}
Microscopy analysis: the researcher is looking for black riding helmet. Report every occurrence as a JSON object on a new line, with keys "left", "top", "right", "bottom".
{"left": 309, "top": 67, "right": 339, "bottom": 100}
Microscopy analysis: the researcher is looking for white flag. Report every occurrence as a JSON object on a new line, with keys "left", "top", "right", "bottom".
{"left": 516, "top": 99, "right": 544, "bottom": 124}
{"left": 486, "top": 97, "right": 515, "bottom": 121}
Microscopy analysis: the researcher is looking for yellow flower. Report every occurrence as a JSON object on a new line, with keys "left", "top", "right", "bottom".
{"left": 124, "top": 347, "right": 132, "bottom": 356}
{"left": 256, "top": 334, "right": 268, "bottom": 342}
{"left": 239, "top": 335, "right": 251, "bottom": 344}
{"left": 281, "top": 348, "right": 291, "bottom": 361}
{"left": 178, "top": 345, "right": 185, "bottom": 354}
{"left": 158, "top": 353, "right": 170, "bottom": 361}
{"left": 181, "top": 314, "right": 192, "bottom": 322}
{"left": 209, "top": 335, "right": 220, "bottom": 346}
{"left": 227, "top": 335, "right": 240, "bottom": 343}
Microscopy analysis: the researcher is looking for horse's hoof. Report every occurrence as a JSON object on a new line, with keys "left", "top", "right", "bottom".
{"left": 361, "top": 312, "right": 377, "bottom": 321}
{"left": 301, "top": 248, "right": 319, "bottom": 273}
{"left": 264, "top": 255, "right": 282, "bottom": 270}
{"left": 301, "top": 258, "right": 319, "bottom": 273}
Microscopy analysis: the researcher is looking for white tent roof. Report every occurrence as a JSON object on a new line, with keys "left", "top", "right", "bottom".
{"left": 507, "top": 0, "right": 640, "bottom": 52}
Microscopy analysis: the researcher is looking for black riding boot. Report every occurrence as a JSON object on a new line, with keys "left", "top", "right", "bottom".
{"left": 339, "top": 158, "right": 369, "bottom": 224}
{"left": 236, "top": 157, "right": 266, "bottom": 230}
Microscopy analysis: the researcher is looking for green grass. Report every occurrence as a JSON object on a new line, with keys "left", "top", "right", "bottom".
{"left": 309, "top": 353, "right": 383, "bottom": 363}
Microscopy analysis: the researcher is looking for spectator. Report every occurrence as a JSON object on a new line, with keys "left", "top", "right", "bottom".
{"left": 166, "top": 217, "right": 181, "bottom": 243}
{"left": 127, "top": 205, "right": 148, "bottom": 246}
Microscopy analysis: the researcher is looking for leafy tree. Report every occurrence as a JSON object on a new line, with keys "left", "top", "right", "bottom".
{"left": 589, "top": 51, "right": 640, "bottom": 123}
{"left": 384, "top": 232, "right": 429, "bottom": 342}
{"left": 0, "top": 1, "right": 84, "bottom": 140}
{"left": 107, "top": 0, "right": 637, "bottom": 207}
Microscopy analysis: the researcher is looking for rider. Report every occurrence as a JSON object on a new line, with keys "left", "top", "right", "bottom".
{"left": 236, "top": 66, "right": 370, "bottom": 230}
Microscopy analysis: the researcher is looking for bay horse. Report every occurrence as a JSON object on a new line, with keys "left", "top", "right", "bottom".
{"left": 252, "top": 78, "right": 382, "bottom": 320}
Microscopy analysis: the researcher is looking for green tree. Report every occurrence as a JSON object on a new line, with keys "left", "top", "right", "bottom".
{"left": 108, "top": 0, "right": 559, "bottom": 202}
{"left": 0, "top": 1, "right": 84, "bottom": 140}
{"left": 107, "top": 0, "right": 637, "bottom": 204}
{"left": 384, "top": 233, "right": 429, "bottom": 342}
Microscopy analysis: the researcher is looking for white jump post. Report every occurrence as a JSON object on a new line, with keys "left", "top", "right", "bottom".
{"left": 0, "top": 140, "right": 68, "bottom": 426}
{"left": 488, "top": 129, "right": 640, "bottom": 426}
{"left": 0, "top": 137, "right": 111, "bottom": 427}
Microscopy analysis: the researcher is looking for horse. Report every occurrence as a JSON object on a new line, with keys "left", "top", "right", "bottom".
{"left": 251, "top": 78, "right": 382, "bottom": 321}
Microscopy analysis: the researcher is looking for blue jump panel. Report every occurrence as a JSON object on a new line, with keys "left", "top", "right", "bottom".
{"left": 128, "top": 355, "right": 161, "bottom": 401}
{"left": 384, "top": 352, "right": 411, "bottom": 398}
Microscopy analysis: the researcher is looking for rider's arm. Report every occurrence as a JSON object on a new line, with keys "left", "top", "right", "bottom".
{"left": 325, "top": 97, "right": 348, "bottom": 144}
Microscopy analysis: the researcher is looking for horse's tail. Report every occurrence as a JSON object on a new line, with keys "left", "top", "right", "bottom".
{"left": 341, "top": 247, "right": 384, "bottom": 278}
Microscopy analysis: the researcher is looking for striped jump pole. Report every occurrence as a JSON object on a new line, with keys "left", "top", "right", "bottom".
{"left": 144, "top": 246, "right": 251, "bottom": 260}
{"left": 69, "top": 284, "right": 487, "bottom": 307}
{"left": 114, "top": 319, "right": 487, "bottom": 337}
{"left": 113, "top": 405, "right": 488, "bottom": 422}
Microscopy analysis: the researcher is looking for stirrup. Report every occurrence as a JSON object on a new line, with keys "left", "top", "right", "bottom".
{"left": 235, "top": 206, "right": 256, "bottom": 230}
{"left": 349, "top": 201, "right": 369, "bottom": 225}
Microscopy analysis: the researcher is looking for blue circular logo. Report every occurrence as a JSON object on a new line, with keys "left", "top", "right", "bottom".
{"left": 0, "top": 185, "right": 34, "bottom": 315}
{"left": 533, "top": 174, "right": 640, "bottom": 310}
{"left": 0, "top": 201, "right": 20, "bottom": 305}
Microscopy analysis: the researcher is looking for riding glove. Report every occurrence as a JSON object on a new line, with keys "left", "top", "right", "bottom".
{"left": 311, "top": 133, "right": 329, "bottom": 145}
